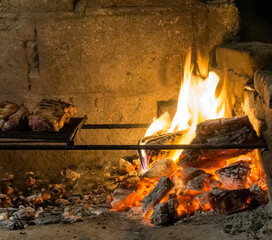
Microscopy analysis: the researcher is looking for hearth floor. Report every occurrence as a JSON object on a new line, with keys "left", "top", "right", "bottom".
{"left": 0, "top": 204, "right": 271, "bottom": 240}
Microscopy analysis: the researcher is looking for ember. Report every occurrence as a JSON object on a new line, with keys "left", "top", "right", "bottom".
{"left": 111, "top": 50, "right": 268, "bottom": 225}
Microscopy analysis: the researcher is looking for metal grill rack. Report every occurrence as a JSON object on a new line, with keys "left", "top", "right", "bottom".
{"left": 0, "top": 116, "right": 268, "bottom": 151}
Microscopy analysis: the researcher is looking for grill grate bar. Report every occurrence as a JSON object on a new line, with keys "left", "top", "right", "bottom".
{"left": 0, "top": 143, "right": 268, "bottom": 150}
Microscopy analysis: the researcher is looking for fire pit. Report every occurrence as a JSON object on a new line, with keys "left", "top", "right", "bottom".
{"left": 0, "top": 0, "right": 272, "bottom": 239}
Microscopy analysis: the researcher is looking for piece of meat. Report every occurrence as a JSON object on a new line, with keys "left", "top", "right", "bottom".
{"left": 28, "top": 115, "right": 54, "bottom": 132}
{"left": 29, "top": 99, "right": 77, "bottom": 132}
{"left": 2, "top": 105, "right": 30, "bottom": 131}
{"left": 0, "top": 102, "right": 19, "bottom": 124}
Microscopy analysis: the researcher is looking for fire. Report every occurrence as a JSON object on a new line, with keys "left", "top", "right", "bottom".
{"left": 110, "top": 49, "right": 268, "bottom": 223}
{"left": 142, "top": 50, "right": 230, "bottom": 170}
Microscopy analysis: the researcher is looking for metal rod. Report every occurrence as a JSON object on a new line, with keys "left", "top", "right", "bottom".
{"left": 82, "top": 124, "right": 149, "bottom": 129}
{"left": 0, "top": 143, "right": 268, "bottom": 150}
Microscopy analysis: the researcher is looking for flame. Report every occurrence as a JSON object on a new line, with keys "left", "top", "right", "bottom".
{"left": 142, "top": 49, "right": 230, "bottom": 169}
{"left": 111, "top": 49, "right": 268, "bottom": 219}
{"left": 144, "top": 112, "right": 171, "bottom": 137}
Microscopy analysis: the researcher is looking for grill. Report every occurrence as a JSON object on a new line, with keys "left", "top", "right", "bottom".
{"left": 0, "top": 117, "right": 268, "bottom": 151}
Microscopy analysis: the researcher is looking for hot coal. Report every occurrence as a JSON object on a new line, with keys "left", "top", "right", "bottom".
{"left": 141, "top": 176, "right": 174, "bottom": 217}
{"left": 150, "top": 199, "right": 178, "bottom": 226}
{"left": 215, "top": 160, "right": 251, "bottom": 189}
{"left": 208, "top": 189, "right": 252, "bottom": 215}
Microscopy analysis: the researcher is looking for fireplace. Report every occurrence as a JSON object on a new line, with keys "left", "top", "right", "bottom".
{"left": 0, "top": 0, "right": 272, "bottom": 238}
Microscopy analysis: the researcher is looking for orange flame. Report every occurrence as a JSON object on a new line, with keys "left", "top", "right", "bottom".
{"left": 143, "top": 49, "right": 230, "bottom": 167}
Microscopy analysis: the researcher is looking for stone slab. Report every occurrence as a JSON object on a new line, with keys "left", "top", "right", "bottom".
{"left": 87, "top": 0, "right": 195, "bottom": 8}
{"left": 254, "top": 67, "right": 272, "bottom": 109}
{"left": 216, "top": 42, "right": 272, "bottom": 76}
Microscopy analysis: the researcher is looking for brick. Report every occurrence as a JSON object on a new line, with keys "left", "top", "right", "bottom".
{"left": 216, "top": 42, "right": 272, "bottom": 76}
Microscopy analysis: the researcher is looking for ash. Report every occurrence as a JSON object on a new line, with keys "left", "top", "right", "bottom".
{"left": 0, "top": 167, "right": 115, "bottom": 231}
{"left": 178, "top": 204, "right": 272, "bottom": 239}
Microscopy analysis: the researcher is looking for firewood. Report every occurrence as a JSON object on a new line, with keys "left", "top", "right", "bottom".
{"left": 249, "top": 183, "right": 268, "bottom": 205}
{"left": 150, "top": 202, "right": 170, "bottom": 225}
{"left": 141, "top": 176, "right": 174, "bottom": 216}
{"left": 141, "top": 158, "right": 177, "bottom": 179}
{"left": 178, "top": 116, "right": 263, "bottom": 170}
{"left": 195, "top": 187, "right": 226, "bottom": 211}
{"left": 180, "top": 167, "right": 206, "bottom": 184}
{"left": 139, "top": 130, "right": 186, "bottom": 164}
{"left": 187, "top": 174, "right": 210, "bottom": 191}
{"left": 150, "top": 198, "right": 178, "bottom": 226}
{"left": 208, "top": 188, "right": 251, "bottom": 215}
{"left": 215, "top": 160, "right": 251, "bottom": 189}
{"left": 186, "top": 173, "right": 222, "bottom": 192}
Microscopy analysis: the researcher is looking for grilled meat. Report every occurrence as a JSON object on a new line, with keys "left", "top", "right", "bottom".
{"left": 0, "top": 102, "right": 20, "bottom": 129}
{"left": 29, "top": 99, "right": 77, "bottom": 132}
{"left": 2, "top": 105, "right": 30, "bottom": 131}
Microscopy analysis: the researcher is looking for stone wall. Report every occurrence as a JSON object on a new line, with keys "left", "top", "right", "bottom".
{"left": 0, "top": 0, "right": 239, "bottom": 183}
{"left": 214, "top": 42, "right": 272, "bottom": 200}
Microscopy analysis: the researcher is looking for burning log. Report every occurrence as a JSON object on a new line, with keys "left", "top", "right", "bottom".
{"left": 142, "top": 158, "right": 177, "bottom": 179}
{"left": 186, "top": 173, "right": 222, "bottom": 193}
{"left": 215, "top": 160, "right": 251, "bottom": 189}
{"left": 141, "top": 176, "right": 174, "bottom": 216}
{"left": 179, "top": 167, "right": 206, "bottom": 184}
{"left": 194, "top": 187, "right": 226, "bottom": 211}
{"left": 208, "top": 188, "right": 251, "bottom": 215}
{"left": 150, "top": 199, "right": 178, "bottom": 225}
{"left": 139, "top": 130, "right": 186, "bottom": 164}
{"left": 178, "top": 116, "right": 263, "bottom": 170}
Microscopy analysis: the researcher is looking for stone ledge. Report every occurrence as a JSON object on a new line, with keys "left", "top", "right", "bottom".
{"left": 216, "top": 42, "right": 272, "bottom": 76}
{"left": 254, "top": 67, "right": 272, "bottom": 109}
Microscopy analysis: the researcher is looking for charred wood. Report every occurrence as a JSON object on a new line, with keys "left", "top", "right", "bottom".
{"left": 141, "top": 176, "right": 174, "bottom": 216}
{"left": 208, "top": 188, "right": 251, "bottom": 215}
{"left": 139, "top": 130, "right": 186, "bottom": 164}
{"left": 180, "top": 167, "right": 206, "bottom": 184}
{"left": 150, "top": 199, "right": 178, "bottom": 226}
{"left": 195, "top": 187, "right": 227, "bottom": 211}
{"left": 150, "top": 202, "right": 170, "bottom": 225}
{"left": 215, "top": 160, "right": 251, "bottom": 189}
{"left": 178, "top": 116, "right": 263, "bottom": 170}
{"left": 249, "top": 183, "right": 268, "bottom": 205}
{"left": 187, "top": 173, "right": 222, "bottom": 192}
{"left": 141, "top": 158, "right": 177, "bottom": 179}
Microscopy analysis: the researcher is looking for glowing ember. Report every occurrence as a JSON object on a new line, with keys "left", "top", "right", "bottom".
{"left": 111, "top": 49, "right": 267, "bottom": 224}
